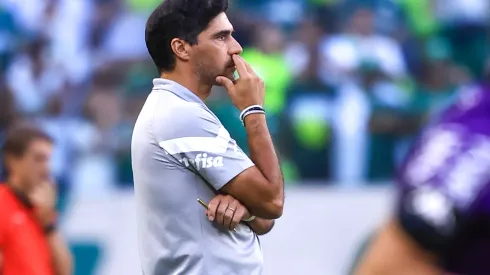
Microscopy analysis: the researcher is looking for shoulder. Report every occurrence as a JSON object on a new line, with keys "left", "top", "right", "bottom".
{"left": 151, "top": 98, "right": 228, "bottom": 147}
{"left": 152, "top": 92, "right": 216, "bottom": 124}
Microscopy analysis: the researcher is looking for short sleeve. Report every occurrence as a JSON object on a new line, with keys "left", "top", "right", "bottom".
{"left": 396, "top": 125, "right": 490, "bottom": 254}
{"left": 154, "top": 103, "right": 254, "bottom": 190}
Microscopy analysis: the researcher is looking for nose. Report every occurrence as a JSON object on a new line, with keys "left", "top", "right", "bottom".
{"left": 229, "top": 36, "right": 243, "bottom": 56}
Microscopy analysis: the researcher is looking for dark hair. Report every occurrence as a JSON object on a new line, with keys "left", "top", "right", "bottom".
{"left": 145, "top": 0, "right": 229, "bottom": 73}
{"left": 2, "top": 124, "right": 53, "bottom": 161}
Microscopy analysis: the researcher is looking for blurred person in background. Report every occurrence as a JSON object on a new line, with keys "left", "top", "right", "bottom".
{"left": 354, "top": 68, "right": 490, "bottom": 275}
{"left": 408, "top": 38, "right": 460, "bottom": 123}
{"left": 132, "top": 0, "right": 282, "bottom": 274}
{"left": 241, "top": 21, "right": 292, "bottom": 136}
{"left": 435, "top": 0, "right": 489, "bottom": 78}
{"left": 326, "top": 6, "right": 409, "bottom": 184}
{"left": 280, "top": 18, "right": 335, "bottom": 182}
{"left": 6, "top": 35, "right": 65, "bottom": 115}
{"left": 361, "top": 60, "right": 416, "bottom": 182}
{"left": 319, "top": 7, "right": 407, "bottom": 86}
{"left": 0, "top": 125, "right": 72, "bottom": 275}
{"left": 69, "top": 68, "right": 123, "bottom": 198}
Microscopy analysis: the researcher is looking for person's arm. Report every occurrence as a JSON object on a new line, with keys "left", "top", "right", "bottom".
{"left": 220, "top": 113, "right": 284, "bottom": 219}
{"left": 46, "top": 230, "right": 73, "bottom": 275}
{"left": 216, "top": 55, "right": 284, "bottom": 219}
{"left": 246, "top": 218, "right": 275, "bottom": 235}
{"left": 28, "top": 182, "right": 73, "bottom": 275}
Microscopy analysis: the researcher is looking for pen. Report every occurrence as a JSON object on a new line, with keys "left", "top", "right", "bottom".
{"left": 197, "top": 198, "right": 208, "bottom": 209}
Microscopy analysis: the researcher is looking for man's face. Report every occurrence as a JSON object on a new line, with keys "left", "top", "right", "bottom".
{"left": 9, "top": 140, "right": 53, "bottom": 190}
{"left": 190, "top": 13, "right": 243, "bottom": 85}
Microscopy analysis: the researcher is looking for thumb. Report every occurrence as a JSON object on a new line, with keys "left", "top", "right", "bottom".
{"left": 216, "top": 76, "right": 235, "bottom": 92}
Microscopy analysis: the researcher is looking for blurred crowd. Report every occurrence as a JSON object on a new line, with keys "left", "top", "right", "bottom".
{"left": 0, "top": 0, "right": 489, "bottom": 198}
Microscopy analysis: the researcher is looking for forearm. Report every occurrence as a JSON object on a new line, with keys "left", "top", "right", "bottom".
{"left": 47, "top": 231, "right": 73, "bottom": 275}
{"left": 246, "top": 218, "right": 275, "bottom": 235}
{"left": 244, "top": 114, "right": 284, "bottom": 201}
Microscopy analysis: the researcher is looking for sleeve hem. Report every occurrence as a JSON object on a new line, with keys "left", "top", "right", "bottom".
{"left": 214, "top": 162, "right": 255, "bottom": 191}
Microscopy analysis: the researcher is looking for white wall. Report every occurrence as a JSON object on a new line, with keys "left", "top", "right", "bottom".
{"left": 62, "top": 186, "right": 395, "bottom": 275}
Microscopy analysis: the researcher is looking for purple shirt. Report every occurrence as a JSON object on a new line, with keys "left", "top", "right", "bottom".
{"left": 397, "top": 84, "right": 490, "bottom": 275}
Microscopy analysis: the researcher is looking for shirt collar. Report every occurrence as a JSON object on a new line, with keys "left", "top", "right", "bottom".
{"left": 152, "top": 78, "right": 204, "bottom": 104}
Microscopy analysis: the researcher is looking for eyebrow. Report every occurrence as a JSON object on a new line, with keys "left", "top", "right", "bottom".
{"left": 212, "top": 29, "right": 234, "bottom": 38}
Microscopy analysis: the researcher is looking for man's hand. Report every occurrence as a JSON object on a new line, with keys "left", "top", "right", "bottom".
{"left": 216, "top": 55, "right": 265, "bottom": 111}
{"left": 206, "top": 194, "right": 252, "bottom": 231}
{"left": 28, "top": 181, "right": 57, "bottom": 227}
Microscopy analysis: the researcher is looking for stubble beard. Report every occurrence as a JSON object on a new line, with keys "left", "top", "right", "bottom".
{"left": 195, "top": 61, "right": 234, "bottom": 86}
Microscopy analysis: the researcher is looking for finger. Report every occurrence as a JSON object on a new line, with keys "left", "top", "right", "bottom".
{"left": 28, "top": 185, "right": 41, "bottom": 198}
{"left": 232, "top": 55, "right": 249, "bottom": 78}
{"left": 258, "top": 77, "right": 265, "bottom": 90}
{"left": 39, "top": 182, "right": 55, "bottom": 199}
{"left": 216, "top": 199, "right": 229, "bottom": 227}
{"left": 230, "top": 207, "right": 245, "bottom": 231}
{"left": 207, "top": 197, "right": 221, "bottom": 222}
{"left": 216, "top": 76, "right": 235, "bottom": 91}
{"left": 223, "top": 200, "right": 238, "bottom": 229}
{"left": 223, "top": 208, "right": 235, "bottom": 229}
{"left": 237, "top": 55, "right": 256, "bottom": 76}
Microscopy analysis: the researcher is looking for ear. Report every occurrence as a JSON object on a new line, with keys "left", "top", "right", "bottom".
{"left": 170, "top": 38, "right": 191, "bottom": 62}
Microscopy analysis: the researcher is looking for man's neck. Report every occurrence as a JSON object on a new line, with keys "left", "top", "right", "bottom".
{"left": 161, "top": 69, "right": 212, "bottom": 102}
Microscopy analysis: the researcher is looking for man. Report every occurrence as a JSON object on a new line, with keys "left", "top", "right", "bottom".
{"left": 0, "top": 125, "right": 73, "bottom": 275}
{"left": 131, "top": 1, "right": 284, "bottom": 275}
{"left": 355, "top": 82, "right": 490, "bottom": 275}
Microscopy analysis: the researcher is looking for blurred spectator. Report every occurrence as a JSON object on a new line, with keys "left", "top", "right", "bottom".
{"left": 435, "top": 0, "right": 490, "bottom": 77}
{"left": 361, "top": 62, "right": 413, "bottom": 181}
{"left": 408, "top": 39, "right": 459, "bottom": 123}
{"left": 6, "top": 35, "right": 65, "bottom": 115}
{"left": 93, "top": 0, "right": 148, "bottom": 64}
{"left": 1, "top": 0, "right": 57, "bottom": 35}
{"left": 242, "top": 22, "right": 292, "bottom": 135}
{"left": 280, "top": 19, "right": 334, "bottom": 182}
{"left": 69, "top": 69, "right": 123, "bottom": 199}
{"left": 319, "top": 7, "right": 407, "bottom": 86}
